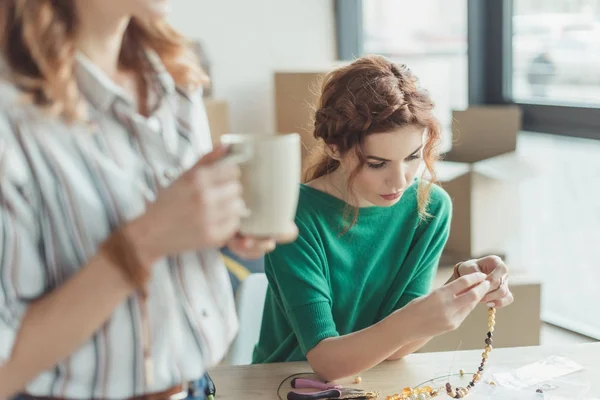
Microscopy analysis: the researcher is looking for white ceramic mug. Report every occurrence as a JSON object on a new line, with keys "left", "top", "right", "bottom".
{"left": 220, "top": 133, "right": 301, "bottom": 237}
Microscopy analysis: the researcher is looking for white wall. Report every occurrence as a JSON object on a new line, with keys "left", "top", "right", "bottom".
{"left": 169, "top": 0, "right": 337, "bottom": 133}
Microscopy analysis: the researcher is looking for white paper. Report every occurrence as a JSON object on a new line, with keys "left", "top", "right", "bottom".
{"left": 492, "top": 356, "right": 584, "bottom": 390}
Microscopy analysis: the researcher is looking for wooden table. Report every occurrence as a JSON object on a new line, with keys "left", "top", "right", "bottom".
{"left": 208, "top": 343, "right": 600, "bottom": 399}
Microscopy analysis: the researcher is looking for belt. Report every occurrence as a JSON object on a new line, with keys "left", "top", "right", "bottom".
{"left": 18, "top": 381, "right": 191, "bottom": 400}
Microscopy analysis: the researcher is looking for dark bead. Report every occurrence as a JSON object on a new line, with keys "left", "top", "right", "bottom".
{"left": 446, "top": 382, "right": 452, "bottom": 390}
{"left": 468, "top": 382, "right": 474, "bottom": 387}
{"left": 536, "top": 388, "right": 543, "bottom": 394}
{"left": 485, "top": 338, "right": 493, "bottom": 345}
{"left": 487, "top": 332, "right": 493, "bottom": 338}
{"left": 478, "top": 366, "right": 484, "bottom": 372}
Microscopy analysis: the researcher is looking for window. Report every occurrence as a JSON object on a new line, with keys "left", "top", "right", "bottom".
{"left": 512, "top": 0, "right": 600, "bottom": 106}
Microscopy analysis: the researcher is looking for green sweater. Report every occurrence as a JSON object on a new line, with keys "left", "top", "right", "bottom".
{"left": 252, "top": 181, "right": 452, "bottom": 363}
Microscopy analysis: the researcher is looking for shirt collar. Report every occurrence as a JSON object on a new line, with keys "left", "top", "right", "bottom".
{"left": 74, "top": 49, "right": 176, "bottom": 114}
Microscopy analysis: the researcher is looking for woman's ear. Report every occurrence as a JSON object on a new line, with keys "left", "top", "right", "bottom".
{"left": 326, "top": 144, "right": 342, "bottom": 161}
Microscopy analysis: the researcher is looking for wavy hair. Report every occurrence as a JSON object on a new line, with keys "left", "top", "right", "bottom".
{"left": 0, "top": 0, "right": 206, "bottom": 121}
{"left": 305, "top": 55, "right": 443, "bottom": 229}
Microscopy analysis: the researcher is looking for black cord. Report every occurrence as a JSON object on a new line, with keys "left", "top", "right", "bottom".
{"left": 277, "top": 372, "right": 317, "bottom": 400}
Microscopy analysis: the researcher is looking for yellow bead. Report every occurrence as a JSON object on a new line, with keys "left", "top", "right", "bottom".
{"left": 489, "top": 325, "right": 495, "bottom": 333}
{"left": 473, "top": 373, "right": 481, "bottom": 382}
{"left": 354, "top": 376, "right": 362, "bottom": 384}
{"left": 488, "top": 308, "right": 495, "bottom": 315}
{"left": 482, "top": 351, "right": 489, "bottom": 359}
{"left": 489, "top": 380, "right": 496, "bottom": 386}
{"left": 485, "top": 345, "right": 493, "bottom": 352}
{"left": 459, "top": 368, "right": 465, "bottom": 376}
{"left": 402, "top": 387, "right": 413, "bottom": 396}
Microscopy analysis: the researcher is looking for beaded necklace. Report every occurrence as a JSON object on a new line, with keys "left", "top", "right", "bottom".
{"left": 385, "top": 306, "right": 496, "bottom": 400}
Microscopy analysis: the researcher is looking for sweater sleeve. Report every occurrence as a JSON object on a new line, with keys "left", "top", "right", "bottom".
{"left": 0, "top": 115, "right": 45, "bottom": 366}
{"left": 264, "top": 218, "right": 339, "bottom": 355}
{"left": 393, "top": 185, "right": 452, "bottom": 311}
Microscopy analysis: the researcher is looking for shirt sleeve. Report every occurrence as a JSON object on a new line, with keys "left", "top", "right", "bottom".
{"left": 0, "top": 115, "right": 45, "bottom": 365}
{"left": 392, "top": 185, "right": 453, "bottom": 312}
{"left": 264, "top": 218, "right": 339, "bottom": 355}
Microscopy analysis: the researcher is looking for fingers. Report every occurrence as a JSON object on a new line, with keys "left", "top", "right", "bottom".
{"left": 490, "top": 291, "right": 514, "bottom": 308}
{"left": 455, "top": 279, "right": 491, "bottom": 309}
{"left": 444, "top": 272, "right": 487, "bottom": 295}
{"left": 228, "top": 237, "right": 276, "bottom": 259}
{"left": 213, "top": 196, "right": 247, "bottom": 222}
{"left": 482, "top": 281, "right": 514, "bottom": 308}
{"left": 190, "top": 146, "right": 242, "bottom": 184}
{"left": 215, "top": 214, "right": 242, "bottom": 245}
{"left": 476, "top": 255, "right": 507, "bottom": 275}
{"left": 456, "top": 259, "right": 481, "bottom": 277}
{"left": 211, "top": 181, "right": 243, "bottom": 204}
{"left": 273, "top": 223, "right": 299, "bottom": 244}
{"left": 195, "top": 144, "right": 230, "bottom": 166}
{"left": 208, "top": 162, "right": 242, "bottom": 184}
{"left": 485, "top": 263, "right": 508, "bottom": 290}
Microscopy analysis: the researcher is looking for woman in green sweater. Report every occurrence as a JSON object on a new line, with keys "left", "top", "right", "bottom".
{"left": 252, "top": 55, "right": 513, "bottom": 381}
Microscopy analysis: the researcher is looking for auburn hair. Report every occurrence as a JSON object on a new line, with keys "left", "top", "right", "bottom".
{"left": 305, "top": 55, "right": 442, "bottom": 228}
{"left": 0, "top": 0, "right": 206, "bottom": 121}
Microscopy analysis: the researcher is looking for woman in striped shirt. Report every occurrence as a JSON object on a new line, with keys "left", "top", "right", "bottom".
{"left": 0, "top": 1, "right": 296, "bottom": 399}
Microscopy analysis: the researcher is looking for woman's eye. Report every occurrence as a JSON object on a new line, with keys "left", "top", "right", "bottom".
{"left": 367, "top": 162, "right": 386, "bottom": 169}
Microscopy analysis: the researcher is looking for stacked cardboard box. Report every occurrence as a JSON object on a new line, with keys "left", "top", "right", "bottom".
{"left": 205, "top": 98, "right": 230, "bottom": 147}
{"left": 437, "top": 106, "right": 530, "bottom": 264}
{"left": 274, "top": 68, "right": 341, "bottom": 174}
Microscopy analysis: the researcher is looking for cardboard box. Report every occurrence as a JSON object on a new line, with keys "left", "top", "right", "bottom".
{"left": 274, "top": 70, "right": 328, "bottom": 170}
{"left": 436, "top": 160, "right": 517, "bottom": 263}
{"left": 418, "top": 266, "right": 542, "bottom": 352}
{"left": 444, "top": 106, "right": 522, "bottom": 163}
{"left": 435, "top": 152, "right": 535, "bottom": 263}
{"left": 205, "top": 98, "right": 230, "bottom": 146}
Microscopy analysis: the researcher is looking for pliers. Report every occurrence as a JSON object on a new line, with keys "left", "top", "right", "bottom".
{"left": 287, "top": 377, "right": 377, "bottom": 400}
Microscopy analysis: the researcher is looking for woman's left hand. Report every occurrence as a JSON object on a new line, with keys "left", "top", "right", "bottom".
{"left": 452, "top": 255, "right": 514, "bottom": 308}
{"left": 226, "top": 223, "right": 299, "bottom": 260}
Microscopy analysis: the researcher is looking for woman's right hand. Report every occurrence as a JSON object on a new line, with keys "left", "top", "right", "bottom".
{"left": 400, "top": 272, "right": 491, "bottom": 340}
{"left": 126, "top": 145, "right": 247, "bottom": 264}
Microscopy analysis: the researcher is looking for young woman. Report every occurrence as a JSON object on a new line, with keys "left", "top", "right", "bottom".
{"left": 0, "top": 1, "right": 295, "bottom": 399}
{"left": 252, "top": 55, "right": 513, "bottom": 381}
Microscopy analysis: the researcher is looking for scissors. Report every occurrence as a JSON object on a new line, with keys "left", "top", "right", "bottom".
{"left": 287, "top": 377, "right": 376, "bottom": 400}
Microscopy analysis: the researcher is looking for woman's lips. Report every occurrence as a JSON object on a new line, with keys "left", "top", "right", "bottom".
{"left": 380, "top": 191, "right": 402, "bottom": 201}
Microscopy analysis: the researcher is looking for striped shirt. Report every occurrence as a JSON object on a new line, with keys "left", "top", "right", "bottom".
{"left": 0, "top": 51, "right": 238, "bottom": 399}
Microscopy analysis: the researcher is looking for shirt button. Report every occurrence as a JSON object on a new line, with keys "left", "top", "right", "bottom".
{"left": 147, "top": 116, "right": 162, "bottom": 135}
{"left": 164, "top": 167, "right": 181, "bottom": 181}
